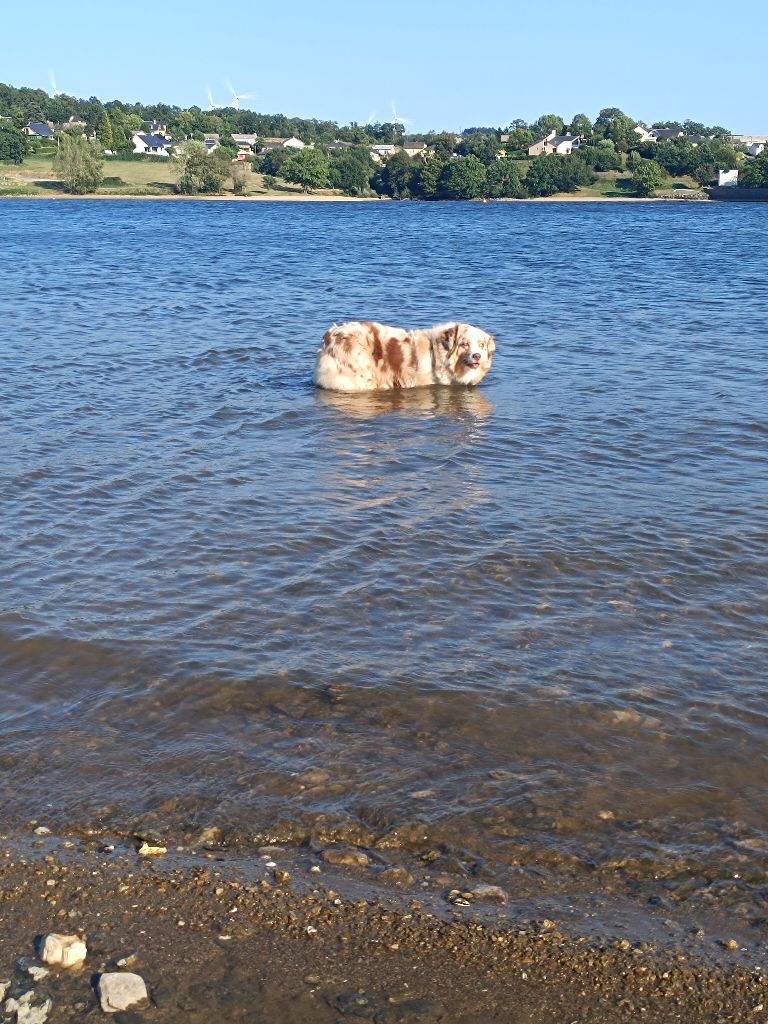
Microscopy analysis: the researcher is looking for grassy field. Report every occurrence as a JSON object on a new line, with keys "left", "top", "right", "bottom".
{"left": 0, "top": 154, "right": 322, "bottom": 198}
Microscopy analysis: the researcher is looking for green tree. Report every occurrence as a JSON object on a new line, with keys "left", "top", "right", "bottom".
{"left": 505, "top": 126, "right": 533, "bottom": 152}
{"left": 174, "top": 140, "right": 230, "bottom": 194}
{"left": 373, "top": 151, "right": 417, "bottom": 198}
{"left": 439, "top": 154, "right": 487, "bottom": 199}
{"left": 0, "top": 123, "right": 28, "bottom": 163}
{"left": 415, "top": 156, "right": 445, "bottom": 199}
{"left": 632, "top": 159, "right": 665, "bottom": 196}
{"left": 96, "top": 109, "right": 114, "bottom": 150}
{"left": 424, "top": 132, "right": 457, "bottom": 161}
{"left": 593, "top": 107, "right": 637, "bottom": 151}
{"left": 578, "top": 140, "right": 623, "bottom": 172}
{"left": 53, "top": 133, "right": 104, "bottom": 193}
{"left": 457, "top": 133, "right": 501, "bottom": 166}
{"left": 328, "top": 150, "right": 374, "bottom": 195}
{"left": 485, "top": 157, "right": 524, "bottom": 197}
{"left": 524, "top": 154, "right": 594, "bottom": 196}
{"left": 568, "top": 113, "right": 593, "bottom": 140}
{"left": 281, "top": 148, "right": 330, "bottom": 192}
{"left": 739, "top": 152, "right": 768, "bottom": 188}
{"left": 259, "top": 147, "right": 293, "bottom": 176}
{"left": 532, "top": 114, "right": 565, "bottom": 138}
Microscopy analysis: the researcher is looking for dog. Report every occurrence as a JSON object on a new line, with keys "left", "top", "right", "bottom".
{"left": 314, "top": 321, "right": 496, "bottom": 392}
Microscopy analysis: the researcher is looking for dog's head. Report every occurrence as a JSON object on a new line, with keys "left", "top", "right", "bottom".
{"left": 435, "top": 323, "right": 496, "bottom": 384}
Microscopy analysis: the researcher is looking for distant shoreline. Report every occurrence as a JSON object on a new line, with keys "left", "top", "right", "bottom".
{"left": 0, "top": 191, "right": 669, "bottom": 202}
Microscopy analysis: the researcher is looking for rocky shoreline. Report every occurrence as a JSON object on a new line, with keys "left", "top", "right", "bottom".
{"left": 1, "top": 828, "right": 765, "bottom": 1023}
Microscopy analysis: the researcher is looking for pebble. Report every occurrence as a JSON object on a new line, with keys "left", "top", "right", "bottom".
{"left": 39, "top": 933, "right": 88, "bottom": 968}
{"left": 721, "top": 938, "right": 740, "bottom": 950}
{"left": 137, "top": 842, "right": 167, "bottom": 857}
{"left": 33, "top": 827, "right": 51, "bottom": 836}
{"left": 322, "top": 846, "right": 369, "bottom": 868}
{"left": 97, "top": 972, "right": 149, "bottom": 1013}
{"left": 379, "top": 867, "right": 415, "bottom": 887}
{"left": 27, "top": 966, "right": 49, "bottom": 981}
{"left": 0, "top": 981, "right": 9, "bottom": 1002}
{"left": 114, "top": 953, "right": 138, "bottom": 969}
{"left": 469, "top": 884, "right": 508, "bottom": 904}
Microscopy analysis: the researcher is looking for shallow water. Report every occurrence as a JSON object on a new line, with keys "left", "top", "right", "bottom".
{"left": 1, "top": 198, "right": 767, "bottom": 921}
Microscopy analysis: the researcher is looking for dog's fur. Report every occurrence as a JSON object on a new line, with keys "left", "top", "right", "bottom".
{"left": 314, "top": 321, "right": 496, "bottom": 392}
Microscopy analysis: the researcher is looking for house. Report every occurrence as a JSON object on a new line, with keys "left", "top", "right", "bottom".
{"left": 403, "top": 141, "right": 427, "bottom": 158}
{"left": 527, "top": 130, "right": 580, "bottom": 156}
{"left": 143, "top": 120, "right": 168, "bottom": 136}
{"left": 718, "top": 169, "right": 739, "bottom": 187}
{"left": 260, "top": 136, "right": 308, "bottom": 153}
{"left": 634, "top": 125, "right": 654, "bottom": 144}
{"left": 369, "top": 144, "right": 398, "bottom": 163}
{"left": 203, "top": 133, "right": 220, "bottom": 153}
{"left": 730, "top": 134, "right": 768, "bottom": 149}
{"left": 747, "top": 142, "right": 766, "bottom": 157}
{"left": 231, "top": 133, "right": 259, "bottom": 152}
{"left": 326, "top": 141, "right": 353, "bottom": 154}
{"left": 131, "top": 133, "right": 173, "bottom": 156}
{"left": 22, "top": 122, "right": 55, "bottom": 139}
{"left": 648, "top": 128, "right": 684, "bottom": 141}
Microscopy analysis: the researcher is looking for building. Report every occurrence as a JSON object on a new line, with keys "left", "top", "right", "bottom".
{"left": 131, "top": 133, "right": 173, "bottom": 156}
{"left": 22, "top": 122, "right": 55, "bottom": 139}
{"left": 527, "top": 130, "right": 580, "bottom": 157}
{"left": 718, "top": 169, "right": 739, "bottom": 187}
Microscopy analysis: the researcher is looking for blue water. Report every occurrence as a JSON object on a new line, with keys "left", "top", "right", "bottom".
{"left": 1, "top": 198, "right": 767, "bottom": 926}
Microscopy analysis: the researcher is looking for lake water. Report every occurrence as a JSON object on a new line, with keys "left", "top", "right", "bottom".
{"left": 1, "top": 198, "right": 767, "bottom": 934}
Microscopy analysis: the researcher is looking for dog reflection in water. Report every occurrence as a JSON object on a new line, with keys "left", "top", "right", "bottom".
{"left": 315, "top": 321, "right": 496, "bottom": 392}
{"left": 315, "top": 384, "right": 493, "bottom": 420}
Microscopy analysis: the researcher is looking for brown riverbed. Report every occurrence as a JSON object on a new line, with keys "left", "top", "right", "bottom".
{"left": 1, "top": 830, "right": 765, "bottom": 1023}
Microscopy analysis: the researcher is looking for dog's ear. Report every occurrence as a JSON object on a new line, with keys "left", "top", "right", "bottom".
{"left": 441, "top": 323, "right": 460, "bottom": 352}
{"left": 487, "top": 334, "right": 496, "bottom": 353}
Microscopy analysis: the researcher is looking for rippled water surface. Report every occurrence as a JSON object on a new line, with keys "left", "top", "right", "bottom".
{"left": 2, "top": 199, "right": 767, "bottom": 920}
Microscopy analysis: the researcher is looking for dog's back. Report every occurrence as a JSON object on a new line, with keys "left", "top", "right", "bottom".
{"left": 315, "top": 321, "right": 418, "bottom": 392}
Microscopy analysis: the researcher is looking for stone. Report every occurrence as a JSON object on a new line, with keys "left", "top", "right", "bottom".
{"left": 5, "top": 992, "right": 53, "bottom": 1024}
{"left": 39, "top": 933, "right": 87, "bottom": 967}
{"left": 470, "top": 884, "right": 508, "bottom": 903}
{"left": 137, "top": 842, "right": 166, "bottom": 857}
{"left": 321, "top": 846, "right": 369, "bottom": 868}
{"left": 27, "top": 966, "right": 49, "bottom": 982}
{"left": 378, "top": 866, "right": 415, "bottom": 887}
{"left": 97, "top": 973, "right": 149, "bottom": 1013}
{"left": 0, "top": 981, "right": 9, "bottom": 1002}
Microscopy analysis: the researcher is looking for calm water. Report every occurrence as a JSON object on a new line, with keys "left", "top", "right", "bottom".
{"left": 1, "top": 199, "right": 767, "bottom": 923}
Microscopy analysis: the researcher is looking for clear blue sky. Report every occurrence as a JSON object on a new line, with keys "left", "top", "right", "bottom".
{"left": 5, "top": 0, "right": 766, "bottom": 133}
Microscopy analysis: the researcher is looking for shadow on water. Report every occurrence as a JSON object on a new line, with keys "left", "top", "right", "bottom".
{"left": 314, "top": 385, "right": 494, "bottom": 420}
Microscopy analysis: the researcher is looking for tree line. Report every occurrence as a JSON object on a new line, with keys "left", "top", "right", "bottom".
{"left": 3, "top": 81, "right": 765, "bottom": 196}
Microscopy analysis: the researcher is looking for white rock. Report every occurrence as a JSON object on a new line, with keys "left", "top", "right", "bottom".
{"left": 0, "top": 981, "right": 10, "bottom": 1002}
{"left": 97, "top": 973, "right": 149, "bottom": 1013}
{"left": 27, "top": 966, "right": 49, "bottom": 981}
{"left": 6, "top": 992, "right": 53, "bottom": 1024}
{"left": 39, "top": 933, "right": 87, "bottom": 967}
{"left": 137, "top": 842, "right": 167, "bottom": 857}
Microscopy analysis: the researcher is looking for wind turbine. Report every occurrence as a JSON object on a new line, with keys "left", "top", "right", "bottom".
{"left": 390, "top": 101, "right": 412, "bottom": 130}
{"left": 207, "top": 87, "right": 223, "bottom": 110}
{"left": 49, "top": 71, "right": 62, "bottom": 97}
{"left": 225, "top": 81, "right": 253, "bottom": 110}
{"left": 364, "top": 110, "right": 377, "bottom": 126}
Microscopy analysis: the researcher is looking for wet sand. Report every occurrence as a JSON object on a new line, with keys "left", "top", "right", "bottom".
{"left": 1, "top": 830, "right": 764, "bottom": 1023}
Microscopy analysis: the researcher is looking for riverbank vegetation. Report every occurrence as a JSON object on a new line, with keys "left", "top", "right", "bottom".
{"left": 0, "top": 81, "right": 756, "bottom": 200}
